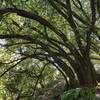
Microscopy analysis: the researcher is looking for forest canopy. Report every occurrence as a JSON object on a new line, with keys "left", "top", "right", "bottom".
{"left": 0, "top": 0, "right": 100, "bottom": 100}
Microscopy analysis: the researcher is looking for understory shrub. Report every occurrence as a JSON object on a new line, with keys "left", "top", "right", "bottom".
{"left": 61, "top": 88, "right": 99, "bottom": 100}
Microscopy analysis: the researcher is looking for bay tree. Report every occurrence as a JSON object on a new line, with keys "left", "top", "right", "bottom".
{"left": 0, "top": 0, "right": 100, "bottom": 90}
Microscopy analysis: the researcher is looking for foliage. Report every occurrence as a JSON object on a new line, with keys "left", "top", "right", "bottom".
{"left": 61, "top": 88, "right": 99, "bottom": 100}
{"left": 0, "top": 0, "right": 100, "bottom": 99}
{"left": 0, "top": 55, "right": 63, "bottom": 99}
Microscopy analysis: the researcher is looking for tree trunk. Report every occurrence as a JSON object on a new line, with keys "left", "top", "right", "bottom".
{"left": 74, "top": 58, "right": 97, "bottom": 88}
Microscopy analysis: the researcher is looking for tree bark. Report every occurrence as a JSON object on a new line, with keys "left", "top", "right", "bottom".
{"left": 74, "top": 58, "right": 97, "bottom": 88}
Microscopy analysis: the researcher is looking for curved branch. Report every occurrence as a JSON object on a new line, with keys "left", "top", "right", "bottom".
{"left": 0, "top": 34, "right": 34, "bottom": 41}
{"left": 48, "top": 0, "right": 84, "bottom": 56}
{"left": 0, "top": 42, "right": 33, "bottom": 47}
{"left": 0, "top": 57, "right": 27, "bottom": 77}
{"left": 32, "top": 63, "right": 49, "bottom": 96}
{"left": 0, "top": 58, "right": 25, "bottom": 65}
{"left": 0, "top": 8, "right": 67, "bottom": 41}
{"left": 54, "top": 0, "right": 88, "bottom": 25}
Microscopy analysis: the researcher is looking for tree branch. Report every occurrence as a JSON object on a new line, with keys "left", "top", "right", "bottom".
{"left": 90, "top": 0, "right": 96, "bottom": 26}
{"left": 0, "top": 34, "right": 34, "bottom": 41}
{"left": 54, "top": 0, "right": 88, "bottom": 25}
{"left": 0, "top": 8, "right": 67, "bottom": 41}
{"left": 0, "top": 57, "right": 27, "bottom": 77}
{"left": 32, "top": 63, "right": 49, "bottom": 96}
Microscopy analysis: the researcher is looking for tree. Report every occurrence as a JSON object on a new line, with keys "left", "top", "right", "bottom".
{"left": 0, "top": 0, "right": 100, "bottom": 90}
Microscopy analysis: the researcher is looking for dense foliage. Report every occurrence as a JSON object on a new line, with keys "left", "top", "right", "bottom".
{"left": 61, "top": 88, "right": 99, "bottom": 100}
{"left": 0, "top": 0, "right": 100, "bottom": 100}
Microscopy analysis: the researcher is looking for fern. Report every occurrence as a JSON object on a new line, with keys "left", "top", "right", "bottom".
{"left": 61, "top": 88, "right": 98, "bottom": 100}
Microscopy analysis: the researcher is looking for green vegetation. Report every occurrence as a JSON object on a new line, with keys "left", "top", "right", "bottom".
{"left": 61, "top": 88, "right": 99, "bottom": 100}
{"left": 0, "top": 0, "right": 100, "bottom": 100}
